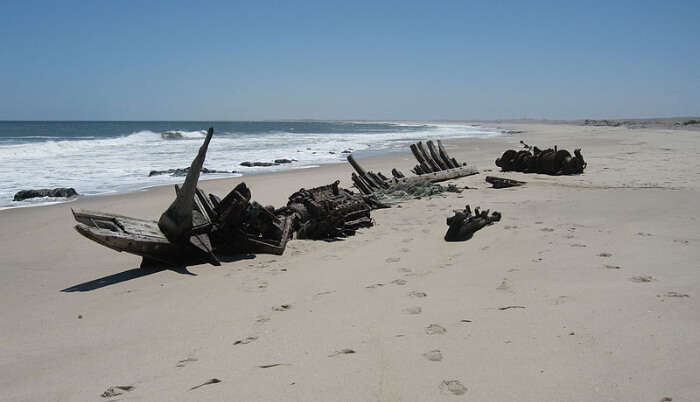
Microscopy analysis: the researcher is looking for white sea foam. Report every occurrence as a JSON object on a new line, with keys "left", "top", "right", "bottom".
{"left": 0, "top": 123, "right": 500, "bottom": 209}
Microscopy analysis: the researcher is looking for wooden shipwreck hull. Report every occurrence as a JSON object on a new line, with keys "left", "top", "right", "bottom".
{"left": 73, "top": 130, "right": 481, "bottom": 269}
{"left": 347, "top": 139, "right": 478, "bottom": 196}
{"left": 73, "top": 128, "right": 294, "bottom": 267}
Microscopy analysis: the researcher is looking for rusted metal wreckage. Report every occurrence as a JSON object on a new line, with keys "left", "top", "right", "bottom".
{"left": 445, "top": 205, "right": 502, "bottom": 241}
{"left": 496, "top": 141, "right": 586, "bottom": 175}
{"left": 73, "top": 132, "right": 485, "bottom": 267}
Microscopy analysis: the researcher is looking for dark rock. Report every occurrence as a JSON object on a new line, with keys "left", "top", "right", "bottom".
{"left": 240, "top": 161, "right": 276, "bottom": 167}
{"left": 149, "top": 167, "right": 232, "bottom": 177}
{"left": 14, "top": 187, "right": 78, "bottom": 201}
{"left": 161, "top": 131, "right": 183, "bottom": 139}
{"left": 274, "top": 159, "right": 294, "bottom": 164}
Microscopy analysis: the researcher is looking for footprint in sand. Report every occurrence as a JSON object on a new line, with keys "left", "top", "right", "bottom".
{"left": 255, "top": 316, "right": 271, "bottom": 325}
{"left": 637, "top": 232, "right": 653, "bottom": 237}
{"left": 400, "top": 247, "right": 410, "bottom": 253}
{"left": 176, "top": 357, "right": 198, "bottom": 367}
{"left": 409, "top": 290, "right": 427, "bottom": 298}
{"left": 421, "top": 228, "right": 431, "bottom": 234}
{"left": 604, "top": 264, "right": 621, "bottom": 270}
{"left": 658, "top": 291, "right": 690, "bottom": 298}
{"left": 329, "top": 348, "right": 355, "bottom": 357}
{"left": 504, "top": 225, "right": 518, "bottom": 230}
{"left": 570, "top": 243, "right": 587, "bottom": 248}
{"left": 391, "top": 279, "right": 407, "bottom": 286}
{"left": 496, "top": 279, "right": 512, "bottom": 292}
{"left": 630, "top": 275, "right": 655, "bottom": 283}
{"left": 673, "top": 239, "right": 689, "bottom": 245}
{"left": 541, "top": 228, "right": 555, "bottom": 232}
{"left": 101, "top": 386, "right": 135, "bottom": 398}
{"left": 425, "top": 324, "right": 446, "bottom": 335}
{"left": 535, "top": 221, "right": 544, "bottom": 225}
{"left": 190, "top": 379, "right": 221, "bottom": 391}
{"left": 403, "top": 306, "right": 422, "bottom": 315}
{"left": 598, "top": 252, "right": 612, "bottom": 257}
{"left": 440, "top": 380, "right": 467, "bottom": 395}
{"left": 398, "top": 267, "right": 412, "bottom": 273}
{"left": 273, "top": 304, "right": 292, "bottom": 311}
{"left": 385, "top": 257, "right": 401, "bottom": 263}
{"left": 402, "top": 238, "right": 413, "bottom": 243}
{"left": 366, "top": 283, "right": 385, "bottom": 289}
{"left": 233, "top": 336, "right": 258, "bottom": 345}
{"left": 423, "top": 349, "right": 443, "bottom": 361}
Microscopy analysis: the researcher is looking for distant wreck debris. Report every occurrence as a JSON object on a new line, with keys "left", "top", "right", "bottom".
{"left": 445, "top": 205, "right": 501, "bottom": 241}
{"left": 73, "top": 128, "right": 380, "bottom": 268}
{"left": 347, "top": 140, "right": 478, "bottom": 200}
{"left": 485, "top": 176, "right": 526, "bottom": 189}
{"left": 495, "top": 141, "right": 586, "bottom": 175}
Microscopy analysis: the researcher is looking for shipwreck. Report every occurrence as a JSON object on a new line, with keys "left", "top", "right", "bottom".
{"left": 73, "top": 131, "right": 484, "bottom": 268}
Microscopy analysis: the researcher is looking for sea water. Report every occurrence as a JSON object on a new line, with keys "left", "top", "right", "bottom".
{"left": 0, "top": 121, "right": 501, "bottom": 209}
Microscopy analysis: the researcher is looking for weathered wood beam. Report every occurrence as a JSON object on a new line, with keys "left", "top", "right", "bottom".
{"left": 426, "top": 140, "right": 448, "bottom": 170}
{"left": 347, "top": 154, "right": 382, "bottom": 189}
{"left": 410, "top": 144, "right": 433, "bottom": 173}
{"left": 417, "top": 141, "right": 441, "bottom": 172}
{"left": 158, "top": 127, "right": 214, "bottom": 243}
{"left": 437, "top": 140, "right": 457, "bottom": 169}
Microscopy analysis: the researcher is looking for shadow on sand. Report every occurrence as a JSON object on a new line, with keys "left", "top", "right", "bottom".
{"left": 61, "top": 254, "right": 255, "bottom": 292}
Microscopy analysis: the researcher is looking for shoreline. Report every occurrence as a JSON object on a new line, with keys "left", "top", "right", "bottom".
{"left": 1, "top": 122, "right": 699, "bottom": 401}
{"left": 0, "top": 121, "right": 504, "bottom": 211}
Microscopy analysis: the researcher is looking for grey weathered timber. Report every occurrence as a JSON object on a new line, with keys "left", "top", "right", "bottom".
{"left": 436, "top": 140, "right": 457, "bottom": 169}
{"left": 158, "top": 127, "right": 214, "bottom": 243}
{"left": 426, "top": 141, "right": 448, "bottom": 170}
{"left": 410, "top": 144, "right": 433, "bottom": 173}
{"left": 417, "top": 141, "right": 441, "bottom": 172}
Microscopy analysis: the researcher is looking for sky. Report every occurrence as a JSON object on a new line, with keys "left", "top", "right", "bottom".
{"left": 1, "top": 0, "right": 699, "bottom": 121}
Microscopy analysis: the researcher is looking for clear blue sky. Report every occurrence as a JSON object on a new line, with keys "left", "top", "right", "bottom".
{"left": 1, "top": 0, "right": 698, "bottom": 120}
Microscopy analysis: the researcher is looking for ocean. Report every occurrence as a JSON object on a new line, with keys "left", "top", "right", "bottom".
{"left": 0, "top": 121, "right": 501, "bottom": 209}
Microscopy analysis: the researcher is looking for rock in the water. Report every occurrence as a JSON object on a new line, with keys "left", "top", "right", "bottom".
{"left": 161, "top": 131, "right": 183, "bottom": 139}
{"left": 240, "top": 161, "right": 276, "bottom": 167}
{"left": 14, "top": 188, "right": 78, "bottom": 201}
{"left": 274, "top": 159, "right": 294, "bottom": 164}
{"left": 148, "top": 167, "right": 234, "bottom": 177}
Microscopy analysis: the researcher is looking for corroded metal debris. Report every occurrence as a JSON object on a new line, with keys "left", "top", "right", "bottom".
{"left": 445, "top": 205, "right": 501, "bottom": 241}
{"left": 496, "top": 141, "right": 586, "bottom": 175}
{"left": 280, "top": 180, "right": 384, "bottom": 239}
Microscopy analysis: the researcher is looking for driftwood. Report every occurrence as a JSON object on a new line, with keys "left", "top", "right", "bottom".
{"left": 445, "top": 205, "right": 501, "bottom": 241}
{"left": 485, "top": 176, "right": 526, "bottom": 189}
{"left": 496, "top": 141, "right": 586, "bottom": 175}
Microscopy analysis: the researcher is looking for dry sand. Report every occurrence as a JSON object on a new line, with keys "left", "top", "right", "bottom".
{"left": 0, "top": 123, "right": 698, "bottom": 401}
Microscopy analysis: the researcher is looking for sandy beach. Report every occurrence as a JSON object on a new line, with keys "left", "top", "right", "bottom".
{"left": 1, "top": 122, "right": 698, "bottom": 401}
